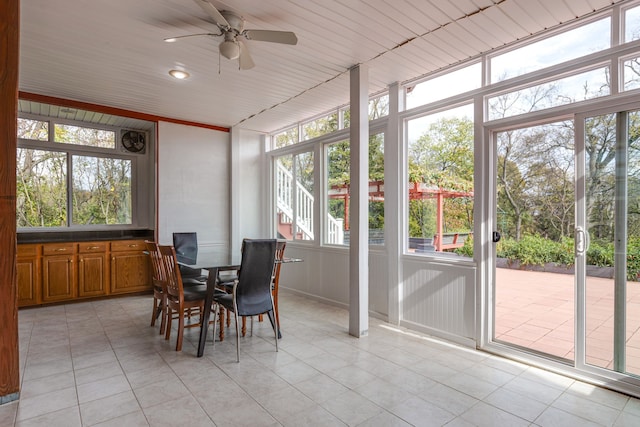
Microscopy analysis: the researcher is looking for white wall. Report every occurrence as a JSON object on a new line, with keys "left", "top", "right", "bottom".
{"left": 157, "top": 121, "right": 230, "bottom": 254}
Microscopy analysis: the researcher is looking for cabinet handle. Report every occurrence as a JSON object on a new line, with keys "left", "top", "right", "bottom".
{"left": 128, "top": 244, "right": 139, "bottom": 248}
{"left": 55, "top": 248, "right": 67, "bottom": 252}
{"left": 86, "top": 246, "right": 100, "bottom": 250}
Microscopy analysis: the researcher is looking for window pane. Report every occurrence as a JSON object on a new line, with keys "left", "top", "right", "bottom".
{"left": 490, "top": 18, "right": 610, "bottom": 83}
{"left": 406, "top": 105, "right": 474, "bottom": 258}
{"left": 273, "top": 126, "right": 299, "bottom": 149}
{"left": 18, "top": 118, "right": 48, "bottom": 141}
{"left": 55, "top": 124, "right": 116, "bottom": 148}
{"left": 275, "top": 153, "right": 314, "bottom": 241}
{"left": 625, "top": 5, "right": 640, "bottom": 42}
{"left": 369, "top": 94, "right": 389, "bottom": 119}
{"left": 487, "top": 67, "right": 610, "bottom": 120}
{"left": 17, "top": 149, "right": 67, "bottom": 227}
{"left": 276, "top": 155, "right": 294, "bottom": 238}
{"left": 294, "top": 152, "right": 314, "bottom": 240}
{"left": 72, "top": 155, "right": 132, "bottom": 225}
{"left": 370, "top": 133, "right": 385, "bottom": 244}
{"left": 326, "top": 140, "right": 349, "bottom": 245}
{"left": 623, "top": 56, "right": 640, "bottom": 91}
{"left": 301, "top": 113, "right": 338, "bottom": 141}
{"left": 406, "top": 63, "right": 481, "bottom": 109}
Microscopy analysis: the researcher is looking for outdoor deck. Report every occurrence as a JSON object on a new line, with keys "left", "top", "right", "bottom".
{"left": 495, "top": 267, "right": 640, "bottom": 375}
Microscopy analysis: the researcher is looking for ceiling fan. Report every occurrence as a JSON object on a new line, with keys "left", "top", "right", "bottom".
{"left": 164, "top": 0, "right": 298, "bottom": 70}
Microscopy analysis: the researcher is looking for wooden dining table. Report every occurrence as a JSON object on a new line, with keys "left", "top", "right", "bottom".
{"left": 176, "top": 251, "right": 302, "bottom": 358}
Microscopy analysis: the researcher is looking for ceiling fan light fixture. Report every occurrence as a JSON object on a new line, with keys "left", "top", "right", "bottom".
{"left": 169, "top": 69, "right": 190, "bottom": 79}
{"left": 219, "top": 40, "right": 240, "bottom": 60}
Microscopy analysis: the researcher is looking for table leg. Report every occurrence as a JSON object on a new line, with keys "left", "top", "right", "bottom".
{"left": 197, "top": 268, "right": 218, "bottom": 358}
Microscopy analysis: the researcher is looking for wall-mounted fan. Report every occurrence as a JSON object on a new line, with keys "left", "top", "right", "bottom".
{"left": 121, "top": 130, "right": 147, "bottom": 154}
{"left": 164, "top": 0, "right": 298, "bottom": 70}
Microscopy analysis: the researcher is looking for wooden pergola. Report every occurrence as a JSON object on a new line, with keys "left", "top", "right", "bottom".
{"left": 328, "top": 181, "right": 473, "bottom": 251}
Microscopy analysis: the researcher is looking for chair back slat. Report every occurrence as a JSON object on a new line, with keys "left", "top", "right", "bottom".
{"left": 235, "top": 239, "right": 277, "bottom": 316}
{"left": 145, "top": 241, "right": 163, "bottom": 288}
{"left": 158, "top": 245, "right": 184, "bottom": 302}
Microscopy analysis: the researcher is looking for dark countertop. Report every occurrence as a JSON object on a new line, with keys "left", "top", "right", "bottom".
{"left": 18, "top": 229, "right": 154, "bottom": 244}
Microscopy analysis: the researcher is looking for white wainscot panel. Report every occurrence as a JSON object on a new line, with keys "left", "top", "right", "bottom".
{"left": 369, "top": 250, "right": 389, "bottom": 318}
{"left": 278, "top": 245, "right": 350, "bottom": 308}
{"left": 279, "top": 245, "right": 388, "bottom": 317}
{"left": 401, "top": 259, "right": 476, "bottom": 346}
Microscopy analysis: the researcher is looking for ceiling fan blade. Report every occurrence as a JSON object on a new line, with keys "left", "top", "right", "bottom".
{"left": 193, "top": 0, "right": 230, "bottom": 29}
{"left": 238, "top": 41, "right": 255, "bottom": 70}
{"left": 243, "top": 29, "right": 298, "bottom": 45}
{"left": 164, "top": 33, "right": 219, "bottom": 43}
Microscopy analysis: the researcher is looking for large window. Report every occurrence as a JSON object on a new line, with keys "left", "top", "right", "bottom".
{"left": 17, "top": 116, "right": 147, "bottom": 229}
{"left": 406, "top": 105, "right": 474, "bottom": 258}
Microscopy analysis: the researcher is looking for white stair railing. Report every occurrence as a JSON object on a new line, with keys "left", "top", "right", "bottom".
{"left": 276, "top": 163, "right": 344, "bottom": 244}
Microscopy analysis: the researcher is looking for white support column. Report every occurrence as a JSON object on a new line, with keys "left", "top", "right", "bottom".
{"left": 349, "top": 64, "right": 369, "bottom": 337}
{"left": 230, "top": 127, "right": 241, "bottom": 264}
{"left": 386, "top": 82, "right": 402, "bottom": 325}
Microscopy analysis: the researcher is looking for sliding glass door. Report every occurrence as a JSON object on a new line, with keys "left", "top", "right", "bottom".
{"left": 491, "top": 105, "right": 640, "bottom": 386}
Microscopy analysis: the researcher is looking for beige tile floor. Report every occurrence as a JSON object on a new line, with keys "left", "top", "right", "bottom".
{"left": 2, "top": 292, "right": 640, "bottom": 426}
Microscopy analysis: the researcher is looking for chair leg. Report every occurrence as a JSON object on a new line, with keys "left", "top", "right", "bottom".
{"left": 274, "top": 293, "right": 280, "bottom": 332}
{"left": 150, "top": 297, "right": 159, "bottom": 327}
{"left": 272, "top": 310, "right": 278, "bottom": 353}
{"left": 176, "top": 312, "right": 184, "bottom": 351}
{"left": 165, "top": 307, "right": 172, "bottom": 341}
{"left": 234, "top": 311, "right": 240, "bottom": 363}
{"left": 159, "top": 296, "right": 167, "bottom": 336}
{"left": 212, "top": 306, "right": 218, "bottom": 348}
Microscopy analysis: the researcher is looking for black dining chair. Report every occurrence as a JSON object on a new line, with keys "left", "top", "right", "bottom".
{"left": 212, "top": 239, "right": 278, "bottom": 362}
{"left": 173, "top": 232, "right": 207, "bottom": 282}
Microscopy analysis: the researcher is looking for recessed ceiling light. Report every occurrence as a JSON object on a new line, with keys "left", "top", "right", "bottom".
{"left": 169, "top": 69, "right": 190, "bottom": 79}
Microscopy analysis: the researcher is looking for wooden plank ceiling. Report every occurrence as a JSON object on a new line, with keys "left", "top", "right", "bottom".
{"left": 18, "top": 0, "right": 628, "bottom": 133}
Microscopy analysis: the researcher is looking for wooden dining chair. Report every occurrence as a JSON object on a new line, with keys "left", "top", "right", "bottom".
{"left": 212, "top": 239, "right": 278, "bottom": 362}
{"left": 145, "top": 240, "right": 168, "bottom": 335}
{"left": 158, "top": 244, "right": 208, "bottom": 351}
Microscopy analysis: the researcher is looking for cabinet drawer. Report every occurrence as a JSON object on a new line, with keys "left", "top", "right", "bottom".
{"left": 111, "top": 240, "right": 145, "bottom": 252}
{"left": 78, "top": 241, "right": 108, "bottom": 253}
{"left": 17, "top": 244, "right": 40, "bottom": 257}
{"left": 42, "top": 242, "right": 76, "bottom": 256}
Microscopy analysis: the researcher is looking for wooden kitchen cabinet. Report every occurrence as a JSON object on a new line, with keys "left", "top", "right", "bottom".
{"left": 110, "top": 239, "right": 152, "bottom": 294}
{"left": 17, "top": 244, "right": 41, "bottom": 307}
{"left": 78, "top": 241, "right": 109, "bottom": 297}
{"left": 42, "top": 242, "right": 77, "bottom": 303}
{"left": 17, "top": 238, "right": 152, "bottom": 307}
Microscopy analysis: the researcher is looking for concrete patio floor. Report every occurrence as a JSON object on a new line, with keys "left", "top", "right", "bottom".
{"left": 495, "top": 267, "right": 640, "bottom": 375}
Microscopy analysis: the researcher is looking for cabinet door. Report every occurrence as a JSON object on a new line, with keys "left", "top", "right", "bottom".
{"left": 17, "top": 256, "right": 40, "bottom": 307}
{"left": 79, "top": 252, "right": 108, "bottom": 297}
{"left": 111, "top": 251, "right": 152, "bottom": 294}
{"left": 78, "top": 242, "right": 109, "bottom": 297}
{"left": 42, "top": 255, "right": 76, "bottom": 302}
